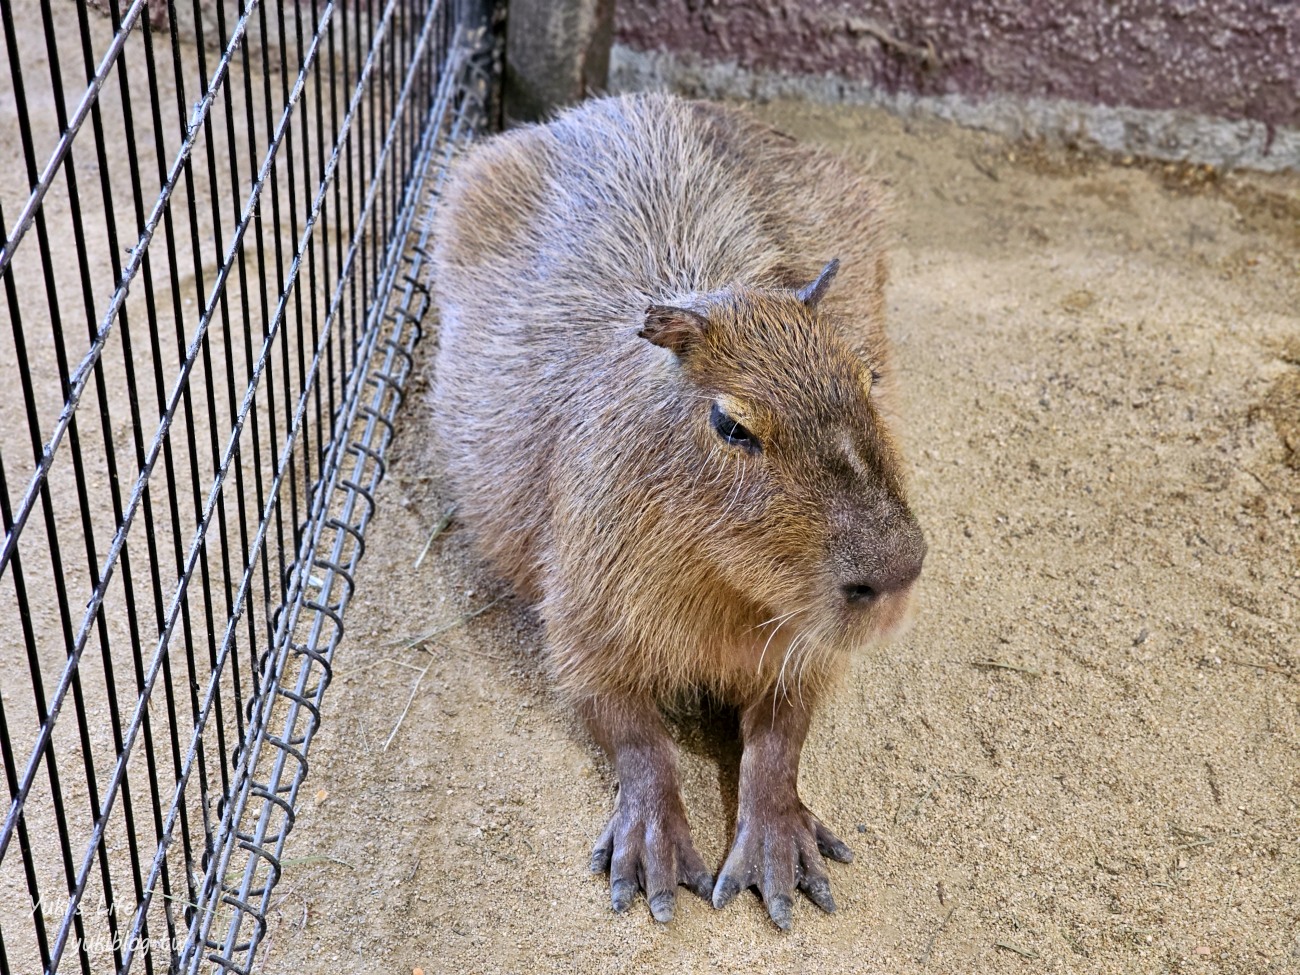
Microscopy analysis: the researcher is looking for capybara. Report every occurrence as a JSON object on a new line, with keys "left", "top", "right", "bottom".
{"left": 429, "top": 93, "right": 925, "bottom": 929}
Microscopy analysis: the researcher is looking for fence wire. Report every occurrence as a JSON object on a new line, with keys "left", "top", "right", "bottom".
{"left": 0, "top": 0, "right": 498, "bottom": 972}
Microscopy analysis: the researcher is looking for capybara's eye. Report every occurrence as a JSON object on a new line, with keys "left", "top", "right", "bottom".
{"left": 710, "top": 402, "right": 761, "bottom": 453}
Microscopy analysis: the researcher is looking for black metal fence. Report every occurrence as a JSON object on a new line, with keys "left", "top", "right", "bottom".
{"left": 0, "top": 1, "right": 498, "bottom": 971}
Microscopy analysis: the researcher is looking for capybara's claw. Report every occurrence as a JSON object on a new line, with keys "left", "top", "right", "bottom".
{"left": 648, "top": 891, "right": 676, "bottom": 922}
{"left": 681, "top": 861, "right": 715, "bottom": 900}
{"left": 714, "top": 804, "right": 851, "bottom": 929}
{"left": 814, "top": 819, "right": 855, "bottom": 863}
{"left": 610, "top": 877, "right": 637, "bottom": 913}
{"left": 766, "top": 893, "right": 794, "bottom": 931}
{"left": 801, "top": 874, "right": 837, "bottom": 914}
{"left": 590, "top": 790, "right": 712, "bottom": 923}
{"left": 710, "top": 873, "right": 745, "bottom": 910}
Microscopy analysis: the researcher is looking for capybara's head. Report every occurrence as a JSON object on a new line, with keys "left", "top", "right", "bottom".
{"left": 640, "top": 260, "right": 926, "bottom": 683}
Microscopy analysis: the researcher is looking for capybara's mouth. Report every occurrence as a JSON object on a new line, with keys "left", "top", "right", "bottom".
{"left": 873, "top": 585, "right": 920, "bottom": 642}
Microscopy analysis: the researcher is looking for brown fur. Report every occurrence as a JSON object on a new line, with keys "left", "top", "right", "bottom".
{"left": 427, "top": 93, "right": 926, "bottom": 926}
{"left": 431, "top": 93, "right": 922, "bottom": 705}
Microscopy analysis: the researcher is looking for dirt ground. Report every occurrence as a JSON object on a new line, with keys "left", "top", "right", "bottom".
{"left": 259, "top": 102, "right": 1300, "bottom": 975}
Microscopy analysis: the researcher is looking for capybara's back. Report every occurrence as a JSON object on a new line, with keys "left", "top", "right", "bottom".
{"left": 428, "top": 93, "right": 925, "bottom": 928}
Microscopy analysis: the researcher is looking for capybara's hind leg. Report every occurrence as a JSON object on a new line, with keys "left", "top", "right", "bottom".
{"left": 713, "top": 690, "right": 855, "bottom": 929}
{"left": 580, "top": 693, "right": 714, "bottom": 922}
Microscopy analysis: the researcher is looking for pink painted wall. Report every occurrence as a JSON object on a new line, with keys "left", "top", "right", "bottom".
{"left": 617, "top": 1, "right": 1299, "bottom": 131}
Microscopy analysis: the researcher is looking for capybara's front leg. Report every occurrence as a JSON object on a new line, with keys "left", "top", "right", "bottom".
{"left": 581, "top": 693, "right": 714, "bottom": 922}
{"left": 713, "top": 690, "right": 855, "bottom": 929}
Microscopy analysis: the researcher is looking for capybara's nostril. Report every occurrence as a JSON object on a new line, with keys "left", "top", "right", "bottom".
{"left": 842, "top": 530, "right": 926, "bottom": 605}
{"left": 842, "top": 582, "right": 879, "bottom": 605}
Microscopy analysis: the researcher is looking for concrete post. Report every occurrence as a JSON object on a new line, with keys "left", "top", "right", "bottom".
{"left": 503, "top": 0, "right": 614, "bottom": 124}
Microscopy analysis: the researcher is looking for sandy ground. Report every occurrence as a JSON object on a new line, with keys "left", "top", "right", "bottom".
{"left": 257, "top": 103, "right": 1300, "bottom": 975}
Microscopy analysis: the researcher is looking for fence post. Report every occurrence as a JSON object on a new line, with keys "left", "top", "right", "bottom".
{"left": 503, "top": 0, "right": 614, "bottom": 124}
{"left": 457, "top": 0, "right": 508, "bottom": 130}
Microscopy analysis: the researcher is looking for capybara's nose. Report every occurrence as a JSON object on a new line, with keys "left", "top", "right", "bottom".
{"left": 841, "top": 528, "right": 926, "bottom": 605}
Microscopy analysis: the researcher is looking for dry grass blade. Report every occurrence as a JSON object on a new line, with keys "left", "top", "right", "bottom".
{"left": 413, "top": 503, "right": 457, "bottom": 569}
{"left": 897, "top": 783, "right": 937, "bottom": 824}
{"left": 381, "top": 597, "right": 506, "bottom": 750}
{"left": 278, "top": 855, "right": 356, "bottom": 870}
{"left": 994, "top": 940, "right": 1040, "bottom": 959}
{"left": 918, "top": 906, "right": 956, "bottom": 965}
{"left": 969, "top": 155, "right": 1000, "bottom": 181}
{"left": 222, "top": 854, "right": 354, "bottom": 885}
{"left": 1171, "top": 824, "right": 1216, "bottom": 847}
{"left": 384, "top": 659, "right": 433, "bottom": 752}
{"left": 386, "top": 596, "right": 505, "bottom": 652}
{"left": 972, "top": 658, "right": 1042, "bottom": 677}
{"left": 1221, "top": 658, "right": 1293, "bottom": 677}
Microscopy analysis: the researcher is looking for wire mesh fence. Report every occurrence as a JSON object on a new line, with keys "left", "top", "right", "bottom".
{"left": 0, "top": 0, "right": 499, "bottom": 971}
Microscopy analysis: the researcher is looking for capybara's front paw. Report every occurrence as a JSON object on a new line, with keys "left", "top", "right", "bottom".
{"left": 589, "top": 787, "right": 714, "bottom": 922}
{"left": 712, "top": 802, "right": 854, "bottom": 930}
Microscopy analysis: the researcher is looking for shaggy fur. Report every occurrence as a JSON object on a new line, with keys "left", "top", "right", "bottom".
{"left": 429, "top": 93, "right": 924, "bottom": 708}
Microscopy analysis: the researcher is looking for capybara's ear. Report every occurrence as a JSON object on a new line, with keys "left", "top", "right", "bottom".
{"left": 796, "top": 258, "right": 841, "bottom": 308}
{"left": 639, "top": 305, "right": 709, "bottom": 356}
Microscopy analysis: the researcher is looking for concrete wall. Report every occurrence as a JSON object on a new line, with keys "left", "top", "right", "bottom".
{"left": 612, "top": 1, "right": 1300, "bottom": 170}
{"left": 505, "top": 0, "right": 614, "bottom": 122}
